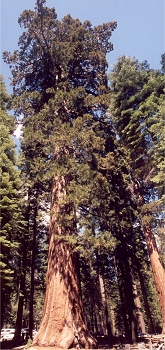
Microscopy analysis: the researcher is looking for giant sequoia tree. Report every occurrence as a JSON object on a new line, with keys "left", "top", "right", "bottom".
{"left": 4, "top": 0, "right": 117, "bottom": 347}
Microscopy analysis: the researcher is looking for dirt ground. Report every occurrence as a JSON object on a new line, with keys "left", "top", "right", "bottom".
{"left": 1, "top": 334, "right": 164, "bottom": 350}
{"left": 29, "top": 348, "right": 78, "bottom": 350}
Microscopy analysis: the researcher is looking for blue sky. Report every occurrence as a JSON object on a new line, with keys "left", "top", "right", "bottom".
{"left": 1, "top": 0, "right": 164, "bottom": 94}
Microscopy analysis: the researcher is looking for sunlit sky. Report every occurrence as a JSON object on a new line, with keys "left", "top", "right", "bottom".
{"left": 1, "top": 0, "right": 164, "bottom": 94}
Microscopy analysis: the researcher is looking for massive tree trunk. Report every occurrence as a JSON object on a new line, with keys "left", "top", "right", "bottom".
{"left": 142, "top": 218, "right": 165, "bottom": 334}
{"left": 33, "top": 175, "right": 97, "bottom": 348}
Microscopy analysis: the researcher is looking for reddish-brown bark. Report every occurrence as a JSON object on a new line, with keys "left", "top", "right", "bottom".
{"left": 129, "top": 180, "right": 165, "bottom": 334}
{"left": 142, "top": 220, "right": 165, "bottom": 334}
{"left": 33, "top": 176, "right": 97, "bottom": 348}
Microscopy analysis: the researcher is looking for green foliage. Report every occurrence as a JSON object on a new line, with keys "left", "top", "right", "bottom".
{"left": 109, "top": 56, "right": 164, "bottom": 198}
{"left": 4, "top": 0, "right": 117, "bottom": 263}
{"left": 160, "top": 53, "right": 165, "bottom": 73}
{"left": 0, "top": 76, "right": 25, "bottom": 327}
{"left": 2, "top": 0, "right": 118, "bottom": 335}
{"left": 2, "top": 0, "right": 164, "bottom": 339}
{"left": 109, "top": 55, "right": 164, "bottom": 245}
{"left": 109, "top": 56, "right": 164, "bottom": 333}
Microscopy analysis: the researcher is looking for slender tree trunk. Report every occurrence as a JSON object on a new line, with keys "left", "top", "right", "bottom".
{"left": 13, "top": 205, "right": 30, "bottom": 341}
{"left": 13, "top": 246, "right": 27, "bottom": 341}
{"left": 33, "top": 175, "right": 97, "bottom": 348}
{"left": 89, "top": 299, "right": 97, "bottom": 334}
{"left": 0, "top": 296, "right": 4, "bottom": 330}
{"left": 131, "top": 181, "right": 165, "bottom": 334}
{"left": 114, "top": 248, "right": 138, "bottom": 344}
{"left": 137, "top": 266, "right": 154, "bottom": 334}
{"left": 142, "top": 219, "right": 165, "bottom": 334}
{"left": 108, "top": 293, "right": 115, "bottom": 337}
{"left": 13, "top": 281, "right": 24, "bottom": 341}
{"left": 113, "top": 256, "right": 131, "bottom": 342}
{"left": 98, "top": 273, "right": 112, "bottom": 338}
{"left": 94, "top": 310, "right": 99, "bottom": 335}
{"left": 29, "top": 203, "right": 37, "bottom": 339}
{"left": 133, "top": 284, "right": 146, "bottom": 334}
{"left": 95, "top": 244, "right": 112, "bottom": 339}
{"left": 90, "top": 305, "right": 94, "bottom": 334}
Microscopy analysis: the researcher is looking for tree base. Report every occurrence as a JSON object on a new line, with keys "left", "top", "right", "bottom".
{"left": 32, "top": 329, "right": 98, "bottom": 349}
{"left": 32, "top": 244, "right": 98, "bottom": 349}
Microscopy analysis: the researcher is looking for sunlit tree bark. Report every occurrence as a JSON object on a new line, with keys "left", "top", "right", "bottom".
{"left": 142, "top": 217, "right": 165, "bottom": 334}
{"left": 33, "top": 175, "right": 97, "bottom": 348}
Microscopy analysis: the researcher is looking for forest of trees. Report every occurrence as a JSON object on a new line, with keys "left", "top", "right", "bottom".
{"left": 0, "top": 0, "right": 165, "bottom": 348}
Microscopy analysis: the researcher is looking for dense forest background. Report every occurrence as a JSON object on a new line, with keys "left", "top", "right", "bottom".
{"left": 0, "top": 0, "right": 165, "bottom": 347}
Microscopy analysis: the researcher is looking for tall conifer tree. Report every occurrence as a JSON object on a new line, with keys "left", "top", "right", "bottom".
{"left": 0, "top": 76, "right": 23, "bottom": 329}
{"left": 4, "top": 0, "right": 117, "bottom": 346}
{"left": 109, "top": 56, "right": 165, "bottom": 333}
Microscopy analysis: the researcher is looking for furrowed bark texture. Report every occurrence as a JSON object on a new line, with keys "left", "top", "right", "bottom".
{"left": 33, "top": 176, "right": 97, "bottom": 348}
{"left": 143, "top": 221, "right": 165, "bottom": 334}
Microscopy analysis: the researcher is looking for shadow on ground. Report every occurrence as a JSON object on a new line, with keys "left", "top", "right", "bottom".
{"left": 0, "top": 334, "right": 164, "bottom": 350}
